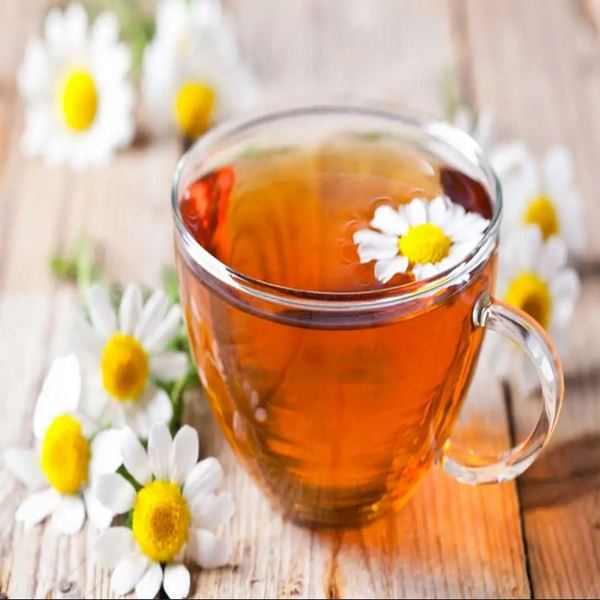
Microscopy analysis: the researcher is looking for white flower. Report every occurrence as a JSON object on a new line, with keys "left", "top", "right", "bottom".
{"left": 94, "top": 424, "right": 234, "bottom": 599}
{"left": 74, "top": 282, "right": 189, "bottom": 438}
{"left": 142, "top": 0, "right": 259, "bottom": 139}
{"left": 489, "top": 226, "right": 581, "bottom": 392}
{"left": 4, "top": 355, "right": 122, "bottom": 534}
{"left": 18, "top": 3, "right": 135, "bottom": 169}
{"left": 452, "top": 104, "right": 494, "bottom": 152}
{"left": 491, "top": 142, "right": 584, "bottom": 253}
{"left": 353, "top": 196, "right": 490, "bottom": 284}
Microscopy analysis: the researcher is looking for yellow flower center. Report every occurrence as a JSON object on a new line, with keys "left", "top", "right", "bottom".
{"left": 173, "top": 80, "right": 216, "bottom": 138}
{"left": 40, "top": 415, "right": 90, "bottom": 495}
{"left": 101, "top": 334, "right": 148, "bottom": 402}
{"left": 398, "top": 223, "right": 452, "bottom": 265}
{"left": 505, "top": 272, "right": 552, "bottom": 330}
{"left": 523, "top": 195, "right": 559, "bottom": 239}
{"left": 60, "top": 69, "right": 98, "bottom": 132}
{"left": 132, "top": 480, "right": 191, "bottom": 563}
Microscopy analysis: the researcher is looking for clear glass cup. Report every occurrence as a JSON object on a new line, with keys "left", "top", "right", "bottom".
{"left": 171, "top": 105, "right": 563, "bottom": 528}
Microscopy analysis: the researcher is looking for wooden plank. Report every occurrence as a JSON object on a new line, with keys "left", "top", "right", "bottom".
{"left": 0, "top": 0, "right": 531, "bottom": 597}
{"left": 464, "top": 0, "right": 600, "bottom": 597}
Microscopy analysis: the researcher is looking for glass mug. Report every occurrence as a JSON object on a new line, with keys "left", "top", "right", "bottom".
{"left": 171, "top": 106, "right": 563, "bottom": 528}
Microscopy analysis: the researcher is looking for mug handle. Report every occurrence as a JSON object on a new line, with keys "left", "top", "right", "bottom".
{"left": 441, "top": 292, "right": 564, "bottom": 484}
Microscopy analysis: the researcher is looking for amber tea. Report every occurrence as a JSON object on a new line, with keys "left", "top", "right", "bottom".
{"left": 173, "top": 107, "right": 563, "bottom": 528}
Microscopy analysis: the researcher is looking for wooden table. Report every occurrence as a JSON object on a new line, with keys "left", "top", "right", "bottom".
{"left": 1, "top": 1, "right": 599, "bottom": 597}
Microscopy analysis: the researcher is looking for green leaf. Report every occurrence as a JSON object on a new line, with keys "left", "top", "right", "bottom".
{"left": 82, "top": 0, "right": 155, "bottom": 75}
{"left": 50, "top": 235, "right": 105, "bottom": 295}
{"left": 162, "top": 266, "right": 181, "bottom": 305}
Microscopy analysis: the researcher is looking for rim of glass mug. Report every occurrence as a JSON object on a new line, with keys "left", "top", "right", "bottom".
{"left": 171, "top": 104, "right": 502, "bottom": 312}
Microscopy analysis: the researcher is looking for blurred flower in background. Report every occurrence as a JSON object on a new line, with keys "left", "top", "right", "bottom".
{"left": 490, "top": 227, "right": 581, "bottom": 392}
{"left": 18, "top": 3, "right": 135, "bottom": 169}
{"left": 142, "top": 0, "right": 259, "bottom": 140}
{"left": 492, "top": 142, "right": 585, "bottom": 254}
{"left": 451, "top": 104, "right": 494, "bottom": 153}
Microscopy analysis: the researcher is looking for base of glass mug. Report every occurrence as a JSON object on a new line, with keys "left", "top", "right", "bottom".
{"left": 282, "top": 500, "right": 387, "bottom": 530}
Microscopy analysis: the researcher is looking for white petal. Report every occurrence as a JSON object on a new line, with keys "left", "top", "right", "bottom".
{"left": 111, "top": 552, "right": 149, "bottom": 596}
{"left": 144, "top": 305, "right": 182, "bottom": 353}
{"left": 187, "top": 529, "right": 231, "bottom": 569}
{"left": 93, "top": 526, "right": 135, "bottom": 568}
{"left": 163, "top": 563, "right": 190, "bottom": 600}
{"left": 353, "top": 230, "right": 398, "bottom": 263}
{"left": 135, "top": 290, "right": 170, "bottom": 345}
{"left": 148, "top": 424, "right": 173, "bottom": 480}
{"left": 412, "top": 263, "right": 440, "bottom": 281}
{"left": 144, "top": 387, "right": 174, "bottom": 427}
{"left": 428, "top": 195, "right": 452, "bottom": 227}
{"left": 539, "top": 236, "right": 568, "bottom": 279}
{"left": 373, "top": 256, "right": 409, "bottom": 284}
{"left": 33, "top": 355, "right": 81, "bottom": 439}
{"left": 87, "top": 284, "right": 117, "bottom": 337}
{"left": 135, "top": 562, "right": 163, "bottom": 600}
{"left": 15, "top": 488, "right": 61, "bottom": 527}
{"left": 183, "top": 457, "right": 223, "bottom": 503}
{"left": 543, "top": 145, "right": 574, "bottom": 191}
{"left": 49, "top": 495, "right": 85, "bottom": 535}
{"left": 95, "top": 473, "right": 136, "bottom": 514}
{"left": 150, "top": 352, "right": 189, "bottom": 381}
{"left": 83, "top": 485, "right": 114, "bottom": 530}
{"left": 170, "top": 425, "right": 199, "bottom": 485}
{"left": 120, "top": 427, "right": 151, "bottom": 485}
{"left": 72, "top": 314, "right": 104, "bottom": 368}
{"left": 449, "top": 212, "right": 489, "bottom": 242}
{"left": 90, "top": 428, "right": 122, "bottom": 475}
{"left": 550, "top": 269, "right": 581, "bottom": 328}
{"left": 80, "top": 380, "right": 110, "bottom": 425}
{"left": 119, "top": 283, "right": 143, "bottom": 335}
{"left": 5, "top": 448, "right": 45, "bottom": 489}
{"left": 370, "top": 205, "right": 408, "bottom": 236}
{"left": 191, "top": 492, "right": 235, "bottom": 531}
{"left": 403, "top": 198, "right": 428, "bottom": 226}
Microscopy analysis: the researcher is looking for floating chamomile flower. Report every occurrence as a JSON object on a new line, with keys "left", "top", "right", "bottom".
{"left": 142, "top": 0, "right": 259, "bottom": 139}
{"left": 4, "top": 355, "right": 122, "bottom": 534}
{"left": 74, "top": 283, "right": 189, "bottom": 438}
{"left": 490, "top": 226, "right": 581, "bottom": 392}
{"left": 94, "top": 424, "right": 234, "bottom": 599}
{"left": 18, "top": 3, "right": 135, "bottom": 169}
{"left": 491, "top": 142, "right": 584, "bottom": 253}
{"left": 354, "top": 196, "right": 490, "bottom": 284}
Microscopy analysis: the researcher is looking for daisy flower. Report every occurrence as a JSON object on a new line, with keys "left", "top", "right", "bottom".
{"left": 491, "top": 142, "right": 584, "bottom": 253}
{"left": 491, "top": 226, "right": 581, "bottom": 391}
{"left": 18, "top": 3, "right": 135, "bottom": 169}
{"left": 452, "top": 104, "right": 494, "bottom": 152}
{"left": 74, "top": 282, "right": 189, "bottom": 438}
{"left": 94, "top": 424, "right": 234, "bottom": 599}
{"left": 353, "top": 196, "right": 490, "bottom": 284}
{"left": 4, "top": 355, "right": 122, "bottom": 534}
{"left": 142, "top": 0, "right": 259, "bottom": 139}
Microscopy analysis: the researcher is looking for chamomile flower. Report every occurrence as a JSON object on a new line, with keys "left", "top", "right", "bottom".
{"left": 94, "top": 424, "right": 234, "bottom": 599}
{"left": 354, "top": 196, "right": 490, "bottom": 284}
{"left": 74, "top": 283, "right": 189, "bottom": 438}
{"left": 452, "top": 104, "right": 494, "bottom": 152}
{"left": 18, "top": 3, "right": 135, "bottom": 169}
{"left": 4, "top": 355, "right": 122, "bottom": 534}
{"left": 142, "top": 0, "right": 258, "bottom": 139}
{"left": 491, "top": 142, "right": 584, "bottom": 253}
{"left": 491, "top": 226, "right": 581, "bottom": 391}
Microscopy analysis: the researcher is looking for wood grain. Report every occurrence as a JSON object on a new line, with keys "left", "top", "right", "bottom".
{"left": 464, "top": 0, "right": 600, "bottom": 597}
